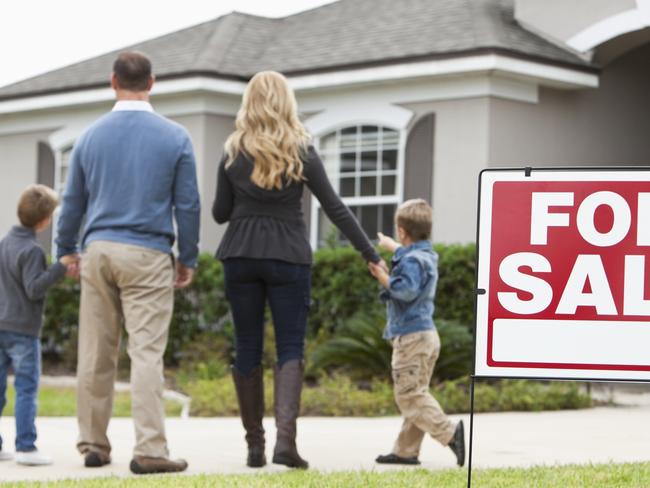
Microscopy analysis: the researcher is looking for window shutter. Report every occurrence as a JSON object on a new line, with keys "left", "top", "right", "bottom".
{"left": 404, "top": 113, "right": 435, "bottom": 204}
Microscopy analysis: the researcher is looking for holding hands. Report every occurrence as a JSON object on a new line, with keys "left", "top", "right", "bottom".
{"left": 60, "top": 253, "right": 81, "bottom": 280}
{"left": 368, "top": 231, "right": 400, "bottom": 288}
{"left": 368, "top": 260, "right": 390, "bottom": 288}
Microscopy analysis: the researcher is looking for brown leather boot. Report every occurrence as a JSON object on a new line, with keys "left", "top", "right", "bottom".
{"left": 129, "top": 456, "right": 188, "bottom": 474}
{"left": 272, "top": 359, "right": 309, "bottom": 469}
{"left": 232, "top": 365, "right": 266, "bottom": 467}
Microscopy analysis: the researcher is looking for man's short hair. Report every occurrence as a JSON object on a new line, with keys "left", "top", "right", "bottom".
{"left": 17, "top": 184, "right": 59, "bottom": 228}
{"left": 395, "top": 198, "right": 433, "bottom": 241}
{"left": 113, "top": 52, "right": 152, "bottom": 91}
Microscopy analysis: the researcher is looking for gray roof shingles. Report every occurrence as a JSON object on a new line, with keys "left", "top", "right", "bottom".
{"left": 0, "top": 0, "right": 593, "bottom": 101}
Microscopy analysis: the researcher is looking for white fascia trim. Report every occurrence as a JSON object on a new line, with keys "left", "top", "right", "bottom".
{"left": 567, "top": 1, "right": 650, "bottom": 52}
{"left": 0, "top": 77, "right": 248, "bottom": 115}
{"left": 289, "top": 53, "right": 599, "bottom": 91}
{"left": 0, "top": 54, "right": 597, "bottom": 115}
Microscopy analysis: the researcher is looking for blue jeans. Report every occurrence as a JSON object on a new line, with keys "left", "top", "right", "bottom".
{"left": 223, "top": 258, "right": 311, "bottom": 375}
{"left": 0, "top": 331, "right": 41, "bottom": 452}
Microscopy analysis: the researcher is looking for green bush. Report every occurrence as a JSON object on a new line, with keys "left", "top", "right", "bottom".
{"left": 310, "top": 313, "right": 472, "bottom": 382}
{"left": 434, "top": 243, "right": 476, "bottom": 325}
{"left": 42, "top": 244, "right": 476, "bottom": 369}
{"left": 309, "top": 311, "right": 392, "bottom": 380}
{"left": 437, "top": 377, "right": 592, "bottom": 413}
{"left": 179, "top": 373, "right": 590, "bottom": 417}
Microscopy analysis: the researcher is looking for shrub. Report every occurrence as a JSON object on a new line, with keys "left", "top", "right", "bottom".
{"left": 308, "top": 311, "right": 392, "bottom": 380}
{"left": 434, "top": 243, "right": 476, "bottom": 326}
{"left": 309, "top": 314, "right": 473, "bottom": 382}
{"left": 437, "top": 377, "right": 592, "bottom": 414}
{"left": 178, "top": 374, "right": 590, "bottom": 417}
{"left": 42, "top": 244, "right": 477, "bottom": 369}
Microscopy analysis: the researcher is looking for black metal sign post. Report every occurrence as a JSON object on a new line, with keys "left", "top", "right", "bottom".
{"left": 466, "top": 375, "right": 476, "bottom": 488}
{"left": 467, "top": 166, "right": 650, "bottom": 488}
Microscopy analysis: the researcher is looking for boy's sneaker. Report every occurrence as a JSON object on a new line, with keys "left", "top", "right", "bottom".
{"left": 15, "top": 450, "right": 52, "bottom": 466}
{"left": 0, "top": 450, "right": 14, "bottom": 461}
{"left": 375, "top": 453, "right": 421, "bottom": 465}
{"left": 448, "top": 420, "right": 465, "bottom": 467}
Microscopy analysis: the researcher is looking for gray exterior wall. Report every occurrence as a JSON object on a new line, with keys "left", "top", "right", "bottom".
{"left": 169, "top": 113, "right": 234, "bottom": 254}
{"left": 402, "top": 97, "right": 490, "bottom": 244}
{"left": 489, "top": 43, "right": 650, "bottom": 166}
{"left": 0, "top": 129, "right": 54, "bottom": 238}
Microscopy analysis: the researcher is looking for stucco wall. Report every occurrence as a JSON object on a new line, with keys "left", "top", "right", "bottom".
{"left": 169, "top": 113, "right": 234, "bottom": 254}
{"left": 402, "top": 97, "right": 490, "bottom": 244}
{"left": 489, "top": 43, "right": 650, "bottom": 166}
{"left": 0, "top": 129, "right": 53, "bottom": 237}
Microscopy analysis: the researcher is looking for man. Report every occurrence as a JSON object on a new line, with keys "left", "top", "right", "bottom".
{"left": 56, "top": 51, "right": 200, "bottom": 474}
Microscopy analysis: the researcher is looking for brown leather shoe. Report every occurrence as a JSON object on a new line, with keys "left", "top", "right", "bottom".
{"left": 84, "top": 451, "right": 111, "bottom": 468}
{"left": 129, "top": 456, "right": 188, "bottom": 474}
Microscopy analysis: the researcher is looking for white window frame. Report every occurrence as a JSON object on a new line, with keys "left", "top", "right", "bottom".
{"left": 309, "top": 121, "right": 406, "bottom": 248}
{"left": 51, "top": 145, "right": 73, "bottom": 253}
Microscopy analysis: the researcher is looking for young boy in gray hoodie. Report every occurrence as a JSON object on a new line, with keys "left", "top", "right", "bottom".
{"left": 0, "top": 185, "right": 75, "bottom": 466}
{"left": 368, "top": 199, "right": 465, "bottom": 467}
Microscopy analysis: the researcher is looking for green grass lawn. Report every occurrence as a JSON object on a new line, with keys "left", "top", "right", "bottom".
{"left": 5, "top": 463, "right": 650, "bottom": 488}
{"left": 2, "top": 386, "right": 182, "bottom": 417}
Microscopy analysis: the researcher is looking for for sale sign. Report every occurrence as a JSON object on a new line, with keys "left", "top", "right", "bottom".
{"left": 475, "top": 169, "right": 650, "bottom": 380}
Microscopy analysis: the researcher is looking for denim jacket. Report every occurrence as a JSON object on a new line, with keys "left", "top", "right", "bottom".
{"left": 381, "top": 240, "right": 438, "bottom": 340}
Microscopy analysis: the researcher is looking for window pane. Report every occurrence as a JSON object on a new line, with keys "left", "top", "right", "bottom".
{"left": 381, "top": 149, "right": 397, "bottom": 170}
{"left": 381, "top": 175, "right": 396, "bottom": 196}
{"left": 360, "top": 176, "right": 377, "bottom": 196}
{"left": 382, "top": 128, "right": 399, "bottom": 148}
{"left": 340, "top": 177, "right": 356, "bottom": 197}
{"left": 340, "top": 126, "right": 358, "bottom": 151}
{"left": 360, "top": 151, "right": 378, "bottom": 172}
{"left": 360, "top": 126, "right": 380, "bottom": 150}
{"left": 320, "top": 152, "right": 339, "bottom": 178}
{"left": 358, "top": 205, "right": 379, "bottom": 238}
{"left": 341, "top": 153, "right": 356, "bottom": 173}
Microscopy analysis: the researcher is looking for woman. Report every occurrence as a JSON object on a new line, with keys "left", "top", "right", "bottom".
{"left": 212, "top": 71, "right": 382, "bottom": 469}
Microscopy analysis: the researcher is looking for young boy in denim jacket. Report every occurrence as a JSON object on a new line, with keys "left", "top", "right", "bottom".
{"left": 368, "top": 199, "right": 465, "bottom": 467}
{"left": 0, "top": 185, "right": 76, "bottom": 466}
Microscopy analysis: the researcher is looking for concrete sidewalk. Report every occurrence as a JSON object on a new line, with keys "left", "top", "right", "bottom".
{"left": 0, "top": 405, "right": 649, "bottom": 482}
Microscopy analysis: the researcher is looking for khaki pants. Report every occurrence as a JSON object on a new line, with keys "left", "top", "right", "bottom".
{"left": 77, "top": 241, "right": 174, "bottom": 458}
{"left": 391, "top": 330, "right": 455, "bottom": 458}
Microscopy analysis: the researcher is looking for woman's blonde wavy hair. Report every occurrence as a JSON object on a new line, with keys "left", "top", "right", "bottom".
{"left": 225, "top": 71, "right": 311, "bottom": 190}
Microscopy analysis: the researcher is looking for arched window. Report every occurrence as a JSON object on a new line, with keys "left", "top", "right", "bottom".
{"left": 311, "top": 125, "right": 402, "bottom": 247}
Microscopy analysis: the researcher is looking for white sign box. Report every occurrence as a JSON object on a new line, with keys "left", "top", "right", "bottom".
{"left": 475, "top": 169, "right": 650, "bottom": 381}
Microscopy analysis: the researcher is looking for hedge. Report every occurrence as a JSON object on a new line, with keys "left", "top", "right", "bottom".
{"left": 42, "top": 243, "right": 476, "bottom": 368}
{"left": 181, "top": 373, "right": 591, "bottom": 417}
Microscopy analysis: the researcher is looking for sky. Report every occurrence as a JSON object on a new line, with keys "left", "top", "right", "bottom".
{"left": 0, "top": 0, "right": 335, "bottom": 88}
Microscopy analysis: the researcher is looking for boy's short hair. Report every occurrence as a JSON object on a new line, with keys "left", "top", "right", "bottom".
{"left": 17, "top": 184, "right": 59, "bottom": 228}
{"left": 395, "top": 198, "right": 433, "bottom": 241}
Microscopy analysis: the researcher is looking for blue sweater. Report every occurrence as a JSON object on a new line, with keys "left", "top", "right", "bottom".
{"left": 56, "top": 107, "right": 201, "bottom": 267}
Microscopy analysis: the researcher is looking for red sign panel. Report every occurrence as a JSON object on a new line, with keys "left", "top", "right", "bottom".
{"left": 475, "top": 170, "right": 650, "bottom": 380}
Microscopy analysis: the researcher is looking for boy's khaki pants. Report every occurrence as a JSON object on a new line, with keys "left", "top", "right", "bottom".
{"left": 391, "top": 330, "right": 455, "bottom": 458}
{"left": 76, "top": 241, "right": 174, "bottom": 458}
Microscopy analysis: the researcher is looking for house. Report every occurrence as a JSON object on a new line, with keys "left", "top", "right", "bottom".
{"left": 0, "top": 0, "right": 648, "bottom": 253}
